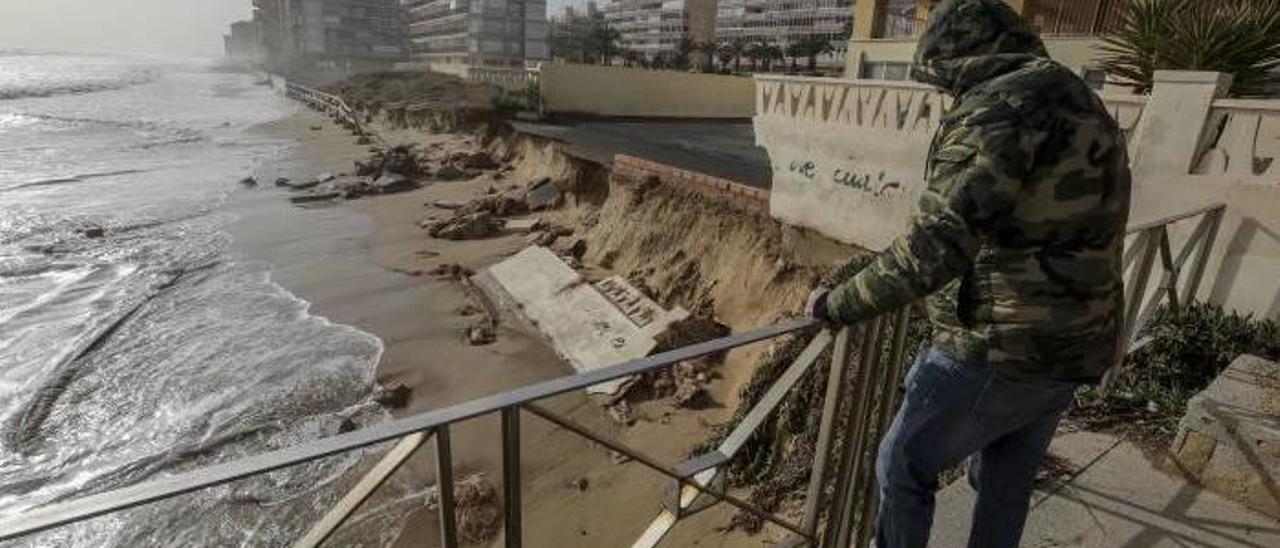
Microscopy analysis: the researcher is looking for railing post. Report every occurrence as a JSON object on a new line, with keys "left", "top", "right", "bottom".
{"left": 852, "top": 312, "right": 909, "bottom": 548}
{"left": 826, "top": 317, "right": 884, "bottom": 548}
{"left": 1181, "top": 207, "right": 1224, "bottom": 305}
{"left": 435, "top": 425, "right": 458, "bottom": 548}
{"left": 501, "top": 407, "right": 522, "bottom": 548}
{"left": 802, "top": 327, "right": 854, "bottom": 538}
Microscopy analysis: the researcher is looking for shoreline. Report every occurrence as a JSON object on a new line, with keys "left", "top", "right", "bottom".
{"left": 241, "top": 105, "right": 789, "bottom": 546}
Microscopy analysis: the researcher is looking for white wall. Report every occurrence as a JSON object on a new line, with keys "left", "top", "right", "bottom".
{"left": 753, "top": 71, "right": 1280, "bottom": 319}
{"left": 540, "top": 64, "right": 755, "bottom": 118}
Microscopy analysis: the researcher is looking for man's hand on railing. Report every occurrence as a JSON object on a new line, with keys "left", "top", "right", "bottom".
{"left": 805, "top": 286, "right": 832, "bottom": 322}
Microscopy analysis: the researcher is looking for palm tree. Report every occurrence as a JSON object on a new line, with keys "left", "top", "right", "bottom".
{"left": 588, "top": 17, "right": 623, "bottom": 66}
{"left": 718, "top": 38, "right": 748, "bottom": 73}
{"left": 761, "top": 43, "right": 784, "bottom": 72}
{"left": 673, "top": 37, "right": 696, "bottom": 70}
{"left": 693, "top": 40, "right": 719, "bottom": 72}
{"left": 1100, "top": 0, "right": 1280, "bottom": 96}
{"left": 785, "top": 42, "right": 804, "bottom": 72}
{"left": 745, "top": 42, "right": 765, "bottom": 72}
{"left": 796, "top": 35, "right": 836, "bottom": 72}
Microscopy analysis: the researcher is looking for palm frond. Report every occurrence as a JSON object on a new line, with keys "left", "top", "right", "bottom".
{"left": 1099, "top": 0, "right": 1280, "bottom": 96}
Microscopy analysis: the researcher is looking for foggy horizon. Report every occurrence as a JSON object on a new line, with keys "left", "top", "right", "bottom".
{"left": 0, "top": 0, "right": 251, "bottom": 58}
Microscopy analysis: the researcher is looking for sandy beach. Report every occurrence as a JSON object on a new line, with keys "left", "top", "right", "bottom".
{"left": 225, "top": 105, "right": 788, "bottom": 547}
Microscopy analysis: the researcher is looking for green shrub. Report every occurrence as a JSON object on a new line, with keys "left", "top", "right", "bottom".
{"left": 1083, "top": 302, "right": 1280, "bottom": 415}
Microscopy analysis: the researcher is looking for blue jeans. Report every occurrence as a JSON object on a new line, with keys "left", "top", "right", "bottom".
{"left": 874, "top": 348, "right": 1077, "bottom": 548}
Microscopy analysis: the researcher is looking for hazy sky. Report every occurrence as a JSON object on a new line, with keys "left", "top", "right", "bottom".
{"left": 0, "top": 0, "right": 252, "bottom": 57}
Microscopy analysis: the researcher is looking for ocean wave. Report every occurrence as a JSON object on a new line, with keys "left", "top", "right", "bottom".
{"left": 1, "top": 170, "right": 147, "bottom": 193}
{"left": 0, "top": 73, "right": 154, "bottom": 102}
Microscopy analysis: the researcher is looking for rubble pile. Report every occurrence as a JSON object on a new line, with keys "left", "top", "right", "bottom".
{"left": 600, "top": 315, "right": 732, "bottom": 421}
{"left": 424, "top": 473, "right": 501, "bottom": 544}
{"left": 423, "top": 178, "right": 562, "bottom": 241}
{"left": 354, "top": 144, "right": 426, "bottom": 179}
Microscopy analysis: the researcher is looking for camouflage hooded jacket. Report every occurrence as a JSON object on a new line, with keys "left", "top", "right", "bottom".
{"left": 822, "top": 0, "right": 1132, "bottom": 383}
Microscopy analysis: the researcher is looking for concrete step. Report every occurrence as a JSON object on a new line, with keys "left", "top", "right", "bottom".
{"left": 928, "top": 431, "right": 1280, "bottom": 548}
{"left": 1171, "top": 354, "right": 1280, "bottom": 519}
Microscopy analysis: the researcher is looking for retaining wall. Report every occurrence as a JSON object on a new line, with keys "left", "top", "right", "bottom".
{"left": 539, "top": 64, "right": 755, "bottom": 119}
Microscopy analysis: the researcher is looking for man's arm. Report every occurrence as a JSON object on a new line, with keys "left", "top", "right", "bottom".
{"left": 820, "top": 112, "right": 1037, "bottom": 324}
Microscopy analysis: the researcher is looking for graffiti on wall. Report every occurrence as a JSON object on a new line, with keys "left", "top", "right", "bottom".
{"left": 787, "top": 159, "right": 905, "bottom": 198}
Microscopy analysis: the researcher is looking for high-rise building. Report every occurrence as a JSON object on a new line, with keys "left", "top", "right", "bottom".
{"left": 549, "top": 2, "right": 604, "bottom": 63}
{"left": 603, "top": 0, "right": 717, "bottom": 64}
{"left": 252, "top": 0, "right": 408, "bottom": 74}
{"left": 224, "top": 20, "right": 262, "bottom": 63}
{"left": 406, "top": 0, "right": 550, "bottom": 72}
{"left": 715, "top": 0, "right": 853, "bottom": 55}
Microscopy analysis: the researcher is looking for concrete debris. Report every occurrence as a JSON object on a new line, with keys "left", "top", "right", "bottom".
{"left": 434, "top": 163, "right": 467, "bottom": 181}
{"left": 282, "top": 178, "right": 322, "bottom": 190}
{"left": 558, "top": 238, "right": 587, "bottom": 260}
{"left": 503, "top": 218, "right": 540, "bottom": 233}
{"left": 428, "top": 263, "right": 474, "bottom": 280}
{"left": 424, "top": 473, "right": 500, "bottom": 544}
{"left": 290, "top": 191, "right": 342, "bottom": 204}
{"left": 372, "top": 172, "right": 418, "bottom": 194}
{"left": 374, "top": 383, "right": 412, "bottom": 409}
{"left": 430, "top": 199, "right": 467, "bottom": 210}
{"left": 318, "top": 172, "right": 336, "bottom": 183}
{"left": 459, "top": 151, "right": 499, "bottom": 170}
{"left": 355, "top": 144, "right": 425, "bottom": 179}
{"left": 426, "top": 212, "right": 504, "bottom": 240}
{"left": 525, "top": 178, "right": 562, "bottom": 211}
{"left": 610, "top": 450, "right": 633, "bottom": 465}
{"left": 607, "top": 400, "right": 636, "bottom": 426}
{"left": 569, "top": 478, "right": 590, "bottom": 491}
{"left": 467, "top": 323, "right": 496, "bottom": 346}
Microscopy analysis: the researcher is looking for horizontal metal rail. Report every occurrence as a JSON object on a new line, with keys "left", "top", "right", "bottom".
{"left": 1104, "top": 203, "right": 1227, "bottom": 391}
{"left": 0, "top": 317, "right": 817, "bottom": 542}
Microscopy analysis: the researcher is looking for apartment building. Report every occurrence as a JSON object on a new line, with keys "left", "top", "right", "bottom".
{"left": 847, "top": 0, "right": 1123, "bottom": 83}
{"left": 224, "top": 20, "right": 262, "bottom": 63}
{"left": 252, "top": 0, "right": 408, "bottom": 74}
{"left": 603, "top": 0, "right": 716, "bottom": 63}
{"left": 715, "top": 0, "right": 853, "bottom": 66}
{"left": 405, "top": 0, "right": 550, "bottom": 72}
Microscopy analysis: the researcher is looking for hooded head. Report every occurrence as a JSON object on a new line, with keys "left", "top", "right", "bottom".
{"left": 911, "top": 0, "right": 1049, "bottom": 95}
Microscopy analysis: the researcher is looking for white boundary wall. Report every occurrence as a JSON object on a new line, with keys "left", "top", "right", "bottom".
{"left": 539, "top": 64, "right": 755, "bottom": 118}
{"left": 754, "top": 71, "right": 1280, "bottom": 319}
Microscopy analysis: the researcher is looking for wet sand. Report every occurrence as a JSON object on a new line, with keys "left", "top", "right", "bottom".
{"left": 231, "top": 106, "right": 777, "bottom": 547}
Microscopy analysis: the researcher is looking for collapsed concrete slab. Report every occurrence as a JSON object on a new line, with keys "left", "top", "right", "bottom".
{"left": 1171, "top": 354, "right": 1280, "bottom": 518}
{"left": 473, "top": 246, "right": 688, "bottom": 394}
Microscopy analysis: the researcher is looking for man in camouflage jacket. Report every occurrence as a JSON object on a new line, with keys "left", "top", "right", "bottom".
{"left": 806, "top": 1, "right": 1131, "bottom": 546}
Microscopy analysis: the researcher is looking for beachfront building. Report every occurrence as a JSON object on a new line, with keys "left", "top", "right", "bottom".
{"left": 549, "top": 2, "right": 606, "bottom": 64}
{"left": 405, "top": 0, "right": 550, "bottom": 74}
{"left": 224, "top": 20, "right": 262, "bottom": 64}
{"left": 603, "top": 0, "right": 717, "bottom": 66}
{"left": 714, "top": 0, "right": 853, "bottom": 69}
{"left": 847, "top": 0, "right": 1121, "bottom": 85}
{"left": 252, "top": 0, "right": 408, "bottom": 76}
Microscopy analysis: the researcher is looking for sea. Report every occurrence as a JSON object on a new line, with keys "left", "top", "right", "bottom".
{"left": 0, "top": 52, "right": 411, "bottom": 546}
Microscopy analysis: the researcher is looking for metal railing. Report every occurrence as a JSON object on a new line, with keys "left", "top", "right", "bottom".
{"left": 0, "top": 311, "right": 919, "bottom": 548}
{"left": 0, "top": 202, "right": 1229, "bottom": 546}
{"left": 283, "top": 80, "right": 369, "bottom": 138}
{"left": 1024, "top": 0, "right": 1124, "bottom": 36}
{"left": 1104, "top": 202, "right": 1228, "bottom": 390}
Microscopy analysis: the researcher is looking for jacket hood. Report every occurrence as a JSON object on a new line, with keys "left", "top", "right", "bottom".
{"left": 911, "top": 0, "right": 1049, "bottom": 95}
